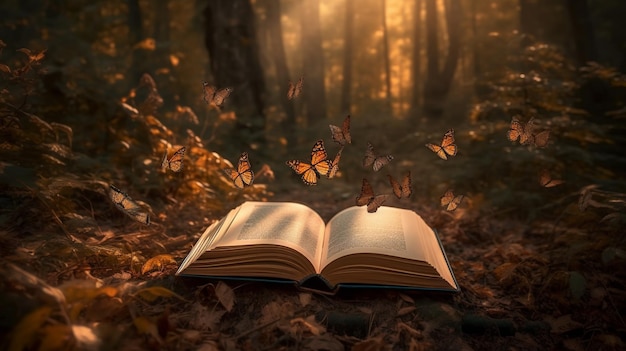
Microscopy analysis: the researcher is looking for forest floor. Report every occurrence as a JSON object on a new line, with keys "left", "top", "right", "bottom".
{"left": 2, "top": 171, "right": 625, "bottom": 351}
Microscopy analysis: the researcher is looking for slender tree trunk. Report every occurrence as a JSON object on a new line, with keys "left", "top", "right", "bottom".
{"left": 422, "top": 0, "right": 461, "bottom": 119}
{"left": 410, "top": 0, "right": 422, "bottom": 121}
{"left": 340, "top": 0, "right": 354, "bottom": 115}
{"left": 300, "top": 0, "right": 327, "bottom": 124}
{"left": 128, "top": 0, "right": 145, "bottom": 84}
{"left": 565, "top": 0, "right": 597, "bottom": 65}
{"left": 265, "top": 0, "right": 296, "bottom": 145}
{"left": 204, "top": 0, "right": 266, "bottom": 148}
{"left": 381, "top": 0, "right": 392, "bottom": 115}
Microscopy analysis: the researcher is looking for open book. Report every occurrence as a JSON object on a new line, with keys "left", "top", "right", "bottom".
{"left": 176, "top": 201, "right": 458, "bottom": 293}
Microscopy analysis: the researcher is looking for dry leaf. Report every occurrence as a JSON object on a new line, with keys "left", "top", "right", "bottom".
{"left": 134, "top": 286, "right": 186, "bottom": 302}
{"left": 299, "top": 292, "right": 312, "bottom": 307}
{"left": 8, "top": 306, "right": 52, "bottom": 351}
{"left": 141, "top": 254, "right": 177, "bottom": 275}
{"left": 397, "top": 306, "right": 416, "bottom": 317}
{"left": 0, "top": 63, "right": 11, "bottom": 73}
{"left": 215, "top": 281, "right": 235, "bottom": 312}
{"left": 546, "top": 314, "right": 583, "bottom": 334}
{"left": 133, "top": 316, "right": 162, "bottom": 344}
{"left": 38, "top": 324, "right": 73, "bottom": 351}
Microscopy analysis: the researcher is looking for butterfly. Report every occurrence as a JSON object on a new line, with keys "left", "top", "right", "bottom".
{"left": 532, "top": 130, "right": 550, "bottom": 148}
{"left": 507, "top": 116, "right": 535, "bottom": 145}
{"left": 363, "top": 142, "right": 394, "bottom": 172}
{"left": 109, "top": 185, "right": 150, "bottom": 224}
{"left": 425, "top": 129, "right": 457, "bottom": 160}
{"left": 329, "top": 115, "right": 352, "bottom": 146}
{"left": 356, "top": 178, "right": 388, "bottom": 213}
{"left": 202, "top": 82, "right": 233, "bottom": 107}
{"left": 161, "top": 146, "right": 186, "bottom": 172}
{"left": 328, "top": 147, "right": 343, "bottom": 179}
{"left": 388, "top": 171, "right": 412, "bottom": 199}
{"left": 440, "top": 189, "right": 464, "bottom": 211}
{"left": 287, "top": 76, "right": 303, "bottom": 100}
{"left": 286, "top": 139, "right": 332, "bottom": 185}
{"left": 224, "top": 152, "right": 254, "bottom": 188}
{"left": 538, "top": 169, "right": 563, "bottom": 188}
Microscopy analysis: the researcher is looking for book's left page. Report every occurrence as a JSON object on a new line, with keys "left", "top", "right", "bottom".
{"left": 211, "top": 202, "right": 326, "bottom": 269}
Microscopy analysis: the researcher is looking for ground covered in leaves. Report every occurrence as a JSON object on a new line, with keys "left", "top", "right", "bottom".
{"left": 2, "top": 41, "right": 626, "bottom": 351}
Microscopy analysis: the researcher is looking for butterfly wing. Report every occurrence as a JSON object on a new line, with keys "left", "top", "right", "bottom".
{"left": 367, "top": 195, "right": 388, "bottom": 213}
{"left": 388, "top": 174, "right": 402, "bottom": 199}
{"left": 160, "top": 150, "right": 169, "bottom": 171}
{"left": 330, "top": 115, "right": 351, "bottom": 146}
{"left": 294, "top": 76, "right": 303, "bottom": 98}
{"left": 446, "top": 195, "right": 464, "bottom": 211}
{"left": 372, "top": 155, "right": 393, "bottom": 172}
{"left": 519, "top": 118, "right": 536, "bottom": 145}
{"left": 440, "top": 129, "right": 457, "bottom": 157}
{"left": 166, "top": 146, "right": 186, "bottom": 172}
{"left": 287, "top": 81, "right": 295, "bottom": 100}
{"left": 440, "top": 189, "right": 455, "bottom": 207}
{"left": 212, "top": 87, "right": 233, "bottom": 107}
{"left": 286, "top": 160, "right": 318, "bottom": 185}
{"left": 507, "top": 116, "right": 523, "bottom": 142}
{"left": 363, "top": 142, "right": 376, "bottom": 167}
{"left": 341, "top": 115, "right": 351, "bottom": 144}
{"left": 539, "top": 169, "right": 563, "bottom": 188}
{"left": 109, "top": 185, "right": 127, "bottom": 205}
{"left": 310, "top": 139, "right": 331, "bottom": 176}
{"left": 202, "top": 82, "right": 216, "bottom": 104}
{"left": 401, "top": 171, "right": 412, "bottom": 198}
{"left": 235, "top": 152, "right": 254, "bottom": 187}
{"left": 533, "top": 130, "right": 550, "bottom": 148}
{"left": 109, "top": 185, "right": 150, "bottom": 224}
{"left": 356, "top": 178, "right": 375, "bottom": 206}
{"left": 425, "top": 143, "right": 447, "bottom": 160}
{"left": 328, "top": 147, "right": 343, "bottom": 179}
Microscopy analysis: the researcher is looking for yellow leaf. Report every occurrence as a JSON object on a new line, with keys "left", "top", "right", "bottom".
{"left": 215, "top": 281, "right": 235, "bottom": 312}
{"left": 133, "top": 316, "right": 162, "bottom": 343}
{"left": 38, "top": 324, "right": 73, "bottom": 351}
{"left": 59, "top": 280, "right": 118, "bottom": 303}
{"left": 141, "top": 254, "right": 177, "bottom": 275}
{"left": 9, "top": 306, "right": 52, "bottom": 351}
{"left": 134, "top": 286, "right": 186, "bottom": 302}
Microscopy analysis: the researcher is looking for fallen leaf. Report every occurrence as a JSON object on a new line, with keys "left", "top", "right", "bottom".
{"left": 38, "top": 324, "right": 73, "bottom": 351}
{"left": 141, "top": 254, "right": 177, "bottom": 275}
{"left": 397, "top": 306, "right": 416, "bottom": 317}
{"left": 133, "top": 316, "right": 162, "bottom": 344}
{"left": 134, "top": 286, "right": 186, "bottom": 302}
{"left": 299, "top": 292, "right": 312, "bottom": 307}
{"left": 8, "top": 306, "right": 52, "bottom": 351}
{"left": 546, "top": 314, "right": 583, "bottom": 334}
{"left": 215, "top": 281, "right": 235, "bottom": 312}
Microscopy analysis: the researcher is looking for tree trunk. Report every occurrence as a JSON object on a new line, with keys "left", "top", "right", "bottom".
{"left": 565, "top": 0, "right": 597, "bottom": 65}
{"left": 410, "top": 0, "right": 422, "bottom": 121}
{"left": 300, "top": 0, "right": 327, "bottom": 124}
{"left": 422, "top": 0, "right": 461, "bottom": 119}
{"left": 128, "top": 0, "right": 145, "bottom": 84}
{"left": 381, "top": 0, "right": 392, "bottom": 115}
{"left": 340, "top": 0, "right": 354, "bottom": 115}
{"left": 203, "top": 0, "right": 266, "bottom": 148}
{"left": 265, "top": 0, "right": 296, "bottom": 145}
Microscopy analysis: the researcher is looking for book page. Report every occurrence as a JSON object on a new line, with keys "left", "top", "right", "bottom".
{"left": 320, "top": 206, "right": 455, "bottom": 288}
{"left": 212, "top": 202, "right": 325, "bottom": 268}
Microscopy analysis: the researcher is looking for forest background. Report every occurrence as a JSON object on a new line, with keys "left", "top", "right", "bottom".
{"left": 1, "top": 0, "right": 626, "bottom": 350}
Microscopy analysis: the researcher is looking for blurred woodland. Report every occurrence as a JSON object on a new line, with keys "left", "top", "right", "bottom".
{"left": 1, "top": 0, "right": 626, "bottom": 350}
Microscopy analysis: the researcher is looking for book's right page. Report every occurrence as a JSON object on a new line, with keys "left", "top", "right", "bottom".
{"left": 320, "top": 206, "right": 456, "bottom": 289}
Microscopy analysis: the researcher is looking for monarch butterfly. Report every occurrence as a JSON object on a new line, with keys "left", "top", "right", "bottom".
{"left": 287, "top": 76, "right": 303, "bottom": 100}
{"left": 286, "top": 139, "right": 332, "bottom": 185}
{"left": 532, "top": 130, "right": 550, "bottom": 148}
{"left": 329, "top": 115, "right": 352, "bottom": 146}
{"left": 356, "top": 178, "right": 388, "bottom": 213}
{"left": 109, "top": 185, "right": 150, "bottom": 224}
{"left": 388, "top": 171, "right": 412, "bottom": 199}
{"left": 223, "top": 152, "right": 254, "bottom": 189}
{"left": 538, "top": 169, "right": 563, "bottom": 188}
{"left": 507, "top": 116, "right": 535, "bottom": 145}
{"left": 328, "top": 147, "right": 343, "bottom": 179}
{"left": 440, "top": 189, "right": 463, "bottom": 211}
{"left": 425, "top": 129, "right": 457, "bottom": 160}
{"left": 161, "top": 146, "right": 186, "bottom": 172}
{"left": 363, "top": 142, "right": 394, "bottom": 172}
{"left": 202, "top": 82, "right": 233, "bottom": 107}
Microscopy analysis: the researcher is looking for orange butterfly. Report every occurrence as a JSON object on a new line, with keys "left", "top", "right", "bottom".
{"left": 161, "top": 146, "right": 186, "bottom": 172}
{"left": 329, "top": 115, "right": 352, "bottom": 146}
{"left": 538, "top": 169, "right": 563, "bottom": 188}
{"left": 440, "top": 189, "right": 463, "bottom": 211}
{"left": 287, "top": 76, "right": 303, "bottom": 100}
{"left": 286, "top": 139, "right": 332, "bottom": 185}
{"left": 202, "top": 82, "right": 232, "bottom": 107}
{"left": 109, "top": 185, "right": 150, "bottom": 224}
{"left": 426, "top": 129, "right": 457, "bottom": 160}
{"left": 388, "top": 172, "right": 412, "bottom": 199}
{"left": 356, "top": 178, "right": 388, "bottom": 213}
{"left": 224, "top": 152, "right": 254, "bottom": 188}
{"left": 328, "top": 147, "right": 343, "bottom": 179}
{"left": 363, "top": 142, "right": 393, "bottom": 172}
